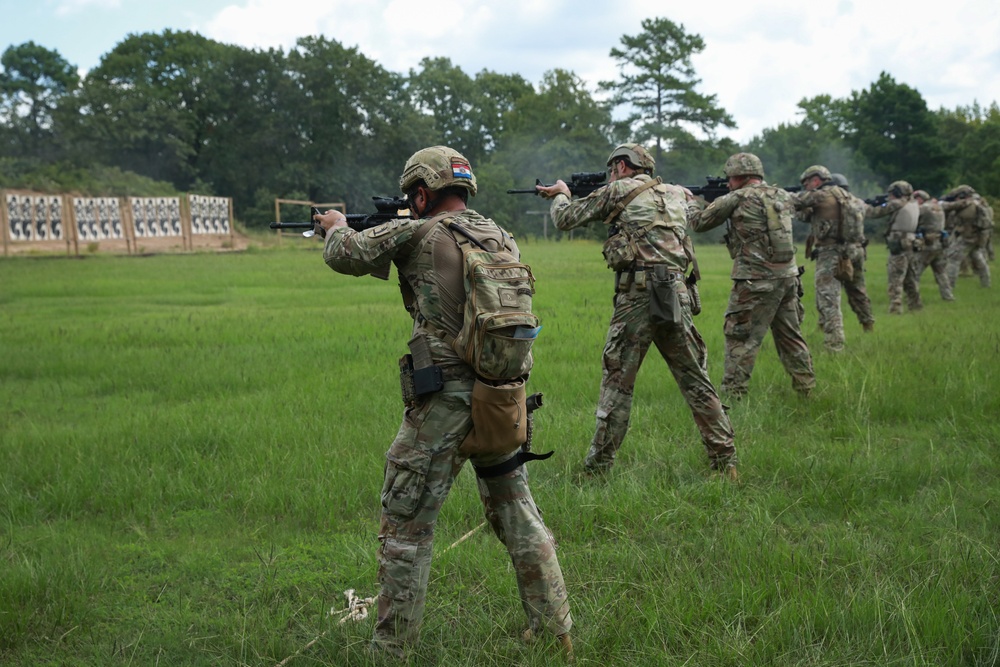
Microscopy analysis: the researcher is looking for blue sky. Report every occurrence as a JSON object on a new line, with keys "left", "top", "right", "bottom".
{"left": 3, "top": 0, "right": 999, "bottom": 143}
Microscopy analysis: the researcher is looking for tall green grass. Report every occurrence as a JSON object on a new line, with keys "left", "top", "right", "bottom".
{"left": 1, "top": 241, "right": 998, "bottom": 666}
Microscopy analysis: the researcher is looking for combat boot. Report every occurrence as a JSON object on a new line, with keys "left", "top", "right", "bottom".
{"left": 559, "top": 633, "right": 575, "bottom": 662}
{"left": 862, "top": 321, "right": 874, "bottom": 333}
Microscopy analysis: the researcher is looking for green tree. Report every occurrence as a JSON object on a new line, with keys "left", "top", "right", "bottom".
{"left": 483, "top": 69, "right": 612, "bottom": 237}
{"left": 600, "top": 17, "right": 735, "bottom": 164}
{"left": 282, "top": 36, "right": 429, "bottom": 213}
{"left": 406, "top": 59, "right": 533, "bottom": 166}
{"left": 77, "top": 30, "right": 229, "bottom": 188}
{"left": 843, "top": 72, "right": 951, "bottom": 193}
{"left": 937, "top": 102, "right": 1000, "bottom": 197}
{"left": 0, "top": 41, "right": 80, "bottom": 160}
{"left": 746, "top": 95, "right": 881, "bottom": 196}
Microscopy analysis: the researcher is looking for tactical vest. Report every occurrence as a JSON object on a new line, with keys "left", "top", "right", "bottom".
{"left": 889, "top": 200, "right": 919, "bottom": 234}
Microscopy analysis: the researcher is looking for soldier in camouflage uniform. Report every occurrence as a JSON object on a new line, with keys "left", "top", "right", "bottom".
{"left": 316, "top": 146, "right": 572, "bottom": 659}
{"left": 912, "top": 190, "right": 955, "bottom": 301}
{"left": 865, "top": 180, "right": 922, "bottom": 314}
{"left": 943, "top": 184, "right": 993, "bottom": 289}
{"left": 536, "top": 143, "right": 737, "bottom": 478}
{"left": 792, "top": 165, "right": 875, "bottom": 352}
{"left": 688, "top": 153, "right": 816, "bottom": 398}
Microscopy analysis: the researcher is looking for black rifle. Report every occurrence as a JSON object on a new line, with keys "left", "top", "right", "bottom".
{"left": 683, "top": 176, "right": 730, "bottom": 202}
{"left": 864, "top": 194, "right": 889, "bottom": 207}
{"left": 507, "top": 171, "right": 607, "bottom": 197}
{"left": 269, "top": 196, "right": 411, "bottom": 238}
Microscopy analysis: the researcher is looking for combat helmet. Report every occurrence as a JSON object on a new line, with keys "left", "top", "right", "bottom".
{"left": 888, "top": 180, "right": 913, "bottom": 198}
{"left": 724, "top": 153, "right": 764, "bottom": 178}
{"left": 399, "top": 146, "right": 477, "bottom": 196}
{"left": 947, "top": 184, "right": 976, "bottom": 199}
{"left": 913, "top": 190, "right": 931, "bottom": 201}
{"left": 830, "top": 173, "right": 850, "bottom": 190}
{"left": 800, "top": 165, "right": 832, "bottom": 183}
{"left": 607, "top": 143, "right": 656, "bottom": 172}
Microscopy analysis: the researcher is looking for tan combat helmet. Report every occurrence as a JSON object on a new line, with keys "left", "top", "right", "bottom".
{"left": 607, "top": 143, "right": 656, "bottom": 173}
{"left": 830, "top": 173, "right": 850, "bottom": 190}
{"left": 913, "top": 190, "right": 931, "bottom": 201}
{"left": 399, "top": 146, "right": 477, "bottom": 196}
{"left": 724, "top": 152, "right": 765, "bottom": 178}
{"left": 947, "top": 184, "right": 976, "bottom": 199}
{"left": 888, "top": 180, "right": 913, "bottom": 198}
{"left": 800, "top": 165, "right": 832, "bottom": 183}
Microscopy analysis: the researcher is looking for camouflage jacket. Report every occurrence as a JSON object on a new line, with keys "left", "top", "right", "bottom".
{"left": 548, "top": 174, "right": 690, "bottom": 273}
{"left": 324, "top": 209, "right": 514, "bottom": 370}
{"left": 941, "top": 196, "right": 994, "bottom": 237}
{"left": 688, "top": 181, "right": 798, "bottom": 280}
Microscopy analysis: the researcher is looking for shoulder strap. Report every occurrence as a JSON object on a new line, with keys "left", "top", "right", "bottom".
{"left": 396, "top": 211, "right": 457, "bottom": 317}
{"left": 602, "top": 177, "right": 663, "bottom": 228}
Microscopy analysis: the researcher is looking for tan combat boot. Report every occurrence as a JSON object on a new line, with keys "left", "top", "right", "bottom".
{"left": 558, "top": 633, "right": 575, "bottom": 662}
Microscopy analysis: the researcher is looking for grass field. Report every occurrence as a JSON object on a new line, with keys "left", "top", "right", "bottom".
{"left": 2, "top": 239, "right": 999, "bottom": 666}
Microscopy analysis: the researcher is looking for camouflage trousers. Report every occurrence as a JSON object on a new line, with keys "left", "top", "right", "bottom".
{"left": 374, "top": 380, "right": 571, "bottom": 655}
{"left": 945, "top": 236, "right": 991, "bottom": 288}
{"left": 886, "top": 250, "right": 922, "bottom": 313}
{"left": 721, "top": 277, "right": 816, "bottom": 397}
{"left": 912, "top": 243, "right": 954, "bottom": 300}
{"left": 585, "top": 279, "right": 735, "bottom": 472}
{"left": 814, "top": 245, "right": 874, "bottom": 351}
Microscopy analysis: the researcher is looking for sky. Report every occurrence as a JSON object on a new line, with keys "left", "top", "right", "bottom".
{"left": 2, "top": 0, "right": 999, "bottom": 144}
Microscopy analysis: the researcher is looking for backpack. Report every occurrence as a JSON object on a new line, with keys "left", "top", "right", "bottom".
{"left": 830, "top": 187, "right": 867, "bottom": 243}
{"left": 445, "top": 218, "right": 538, "bottom": 381}
{"left": 764, "top": 188, "right": 796, "bottom": 263}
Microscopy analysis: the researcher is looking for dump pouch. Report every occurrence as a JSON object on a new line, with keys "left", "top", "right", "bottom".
{"left": 649, "top": 266, "right": 683, "bottom": 325}
{"left": 459, "top": 379, "right": 528, "bottom": 457}
{"left": 833, "top": 251, "right": 854, "bottom": 281}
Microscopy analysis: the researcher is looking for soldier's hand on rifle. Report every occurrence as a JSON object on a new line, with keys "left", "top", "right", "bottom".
{"left": 314, "top": 209, "right": 348, "bottom": 233}
{"left": 536, "top": 180, "right": 571, "bottom": 200}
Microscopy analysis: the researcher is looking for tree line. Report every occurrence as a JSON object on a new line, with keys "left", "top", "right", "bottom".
{"left": 2, "top": 18, "right": 998, "bottom": 237}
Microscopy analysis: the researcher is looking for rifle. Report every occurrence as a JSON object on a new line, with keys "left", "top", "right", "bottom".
{"left": 507, "top": 171, "right": 607, "bottom": 197}
{"left": 683, "top": 176, "right": 730, "bottom": 202}
{"left": 269, "top": 196, "right": 411, "bottom": 238}
{"left": 864, "top": 194, "right": 889, "bottom": 207}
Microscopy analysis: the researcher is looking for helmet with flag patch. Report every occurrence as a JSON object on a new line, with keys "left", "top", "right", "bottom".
{"left": 399, "top": 146, "right": 477, "bottom": 196}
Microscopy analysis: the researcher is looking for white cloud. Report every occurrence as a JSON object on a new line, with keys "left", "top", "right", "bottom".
{"left": 191, "top": 0, "right": 1000, "bottom": 143}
